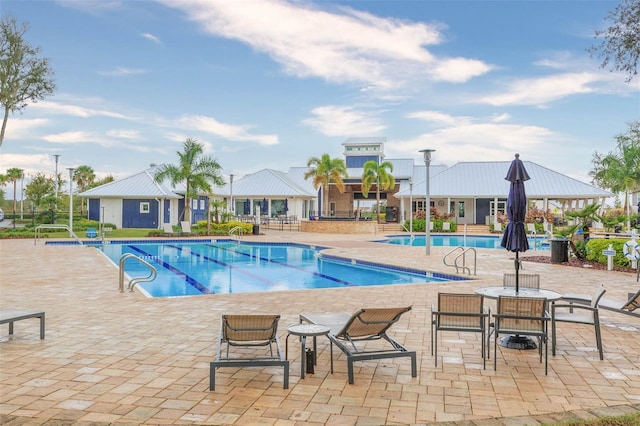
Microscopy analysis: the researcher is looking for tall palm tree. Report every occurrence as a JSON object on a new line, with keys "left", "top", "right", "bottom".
{"left": 591, "top": 121, "right": 640, "bottom": 228}
{"left": 154, "top": 138, "right": 224, "bottom": 224}
{"left": 73, "top": 165, "right": 95, "bottom": 215}
{"left": 5, "top": 167, "right": 23, "bottom": 217}
{"left": 361, "top": 160, "right": 395, "bottom": 223}
{"left": 304, "top": 153, "right": 347, "bottom": 217}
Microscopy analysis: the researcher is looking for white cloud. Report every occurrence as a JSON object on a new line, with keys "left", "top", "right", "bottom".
{"left": 141, "top": 32, "right": 162, "bottom": 44}
{"left": 98, "top": 67, "right": 149, "bottom": 77}
{"left": 406, "top": 110, "right": 469, "bottom": 126}
{"left": 158, "top": 0, "right": 493, "bottom": 92}
{"left": 42, "top": 131, "right": 97, "bottom": 144}
{"left": 105, "top": 129, "right": 141, "bottom": 139}
{"left": 303, "top": 105, "right": 386, "bottom": 136}
{"left": 477, "top": 72, "right": 602, "bottom": 106}
{"left": 174, "top": 114, "right": 278, "bottom": 146}
{"left": 3, "top": 118, "right": 50, "bottom": 140}
{"left": 31, "top": 100, "right": 129, "bottom": 119}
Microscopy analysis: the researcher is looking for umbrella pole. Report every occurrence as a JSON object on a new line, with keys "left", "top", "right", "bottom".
{"left": 514, "top": 252, "right": 520, "bottom": 293}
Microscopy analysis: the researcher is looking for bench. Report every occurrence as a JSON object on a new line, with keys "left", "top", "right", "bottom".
{"left": 0, "top": 309, "right": 45, "bottom": 339}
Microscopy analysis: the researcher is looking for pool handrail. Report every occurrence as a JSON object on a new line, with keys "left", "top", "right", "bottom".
{"left": 229, "top": 225, "right": 244, "bottom": 239}
{"left": 119, "top": 253, "right": 158, "bottom": 293}
{"left": 442, "top": 246, "right": 477, "bottom": 276}
{"left": 34, "top": 224, "right": 82, "bottom": 245}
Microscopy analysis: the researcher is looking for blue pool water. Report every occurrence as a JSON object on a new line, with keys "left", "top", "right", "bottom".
{"left": 382, "top": 234, "right": 548, "bottom": 249}
{"left": 98, "top": 241, "right": 459, "bottom": 298}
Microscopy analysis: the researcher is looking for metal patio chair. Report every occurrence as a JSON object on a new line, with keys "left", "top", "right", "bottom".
{"left": 431, "top": 293, "right": 488, "bottom": 368}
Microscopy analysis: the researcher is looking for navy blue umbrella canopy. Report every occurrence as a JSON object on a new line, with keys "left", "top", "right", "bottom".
{"left": 244, "top": 199, "right": 250, "bottom": 215}
{"left": 500, "top": 153, "right": 530, "bottom": 292}
{"left": 284, "top": 198, "right": 289, "bottom": 212}
{"left": 262, "top": 198, "right": 268, "bottom": 213}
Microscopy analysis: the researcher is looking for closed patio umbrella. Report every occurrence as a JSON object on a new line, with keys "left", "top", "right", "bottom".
{"left": 500, "top": 153, "right": 530, "bottom": 293}
{"left": 284, "top": 198, "right": 288, "bottom": 212}
{"left": 262, "top": 198, "right": 268, "bottom": 214}
{"left": 244, "top": 199, "right": 250, "bottom": 215}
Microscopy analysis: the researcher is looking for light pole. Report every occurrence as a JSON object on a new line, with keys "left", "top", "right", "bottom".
{"left": 67, "top": 167, "right": 75, "bottom": 237}
{"left": 419, "top": 149, "right": 435, "bottom": 255}
{"left": 53, "top": 154, "right": 61, "bottom": 203}
{"left": 19, "top": 169, "right": 24, "bottom": 220}
{"left": 409, "top": 178, "right": 413, "bottom": 240}
{"left": 229, "top": 174, "right": 234, "bottom": 215}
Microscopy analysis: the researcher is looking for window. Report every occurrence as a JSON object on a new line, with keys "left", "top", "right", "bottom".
{"left": 199, "top": 199, "right": 205, "bottom": 210}
{"left": 140, "top": 202, "right": 150, "bottom": 214}
{"left": 458, "top": 201, "right": 465, "bottom": 218}
{"left": 192, "top": 199, "right": 198, "bottom": 210}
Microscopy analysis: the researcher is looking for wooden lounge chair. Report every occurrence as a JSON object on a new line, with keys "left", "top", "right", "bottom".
{"left": 560, "top": 287, "right": 640, "bottom": 318}
{"left": 552, "top": 284, "right": 606, "bottom": 360}
{"left": 491, "top": 296, "right": 550, "bottom": 375}
{"left": 210, "top": 314, "right": 289, "bottom": 390}
{"left": 300, "top": 307, "right": 416, "bottom": 384}
{"left": 431, "top": 293, "right": 488, "bottom": 368}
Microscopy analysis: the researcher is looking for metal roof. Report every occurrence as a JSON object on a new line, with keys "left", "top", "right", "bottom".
{"left": 395, "top": 161, "right": 612, "bottom": 199}
{"left": 230, "top": 169, "right": 316, "bottom": 198}
{"left": 78, "top": 167, "right": 182, "bottom": 199}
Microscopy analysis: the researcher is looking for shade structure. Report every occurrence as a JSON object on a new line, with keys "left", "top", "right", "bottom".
{"left": 262, "top": 198, "right": 268, "bottom": 214}
{"left": 500, "top": 153, "right": 530, "bottom": 293}
{"left": 244, "top": 199, "right": 250, "bottom": 215}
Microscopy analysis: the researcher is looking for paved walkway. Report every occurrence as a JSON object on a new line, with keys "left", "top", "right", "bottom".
{"left": 1, "top": 230, "right": 639, "bottom": 425}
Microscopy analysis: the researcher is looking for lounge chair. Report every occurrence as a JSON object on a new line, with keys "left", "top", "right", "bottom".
{"left": 492, "top": 222, "right": 502, "bottom": 233}
{"left": 560, "top": 287, "right": 640, "bottom": 318}
{"left": 431, "top": 293, "right": 488, "bottom": 368}
{"left": 0, "top": 309, "right": 45, "bottom": 340}
{"left": 552, "top": 284, "right": 606, "bottom": 359}
{"left": 162, "top": 223, "right": 175, "bottom": 235}
{"left": 180, "top": 221, "right": 192, "bottom": 236}
{"left": 210, "top": 314, "right": 289, "bottom": 390}
{"left": 490, "top": 296, "right": 550, "bottom": 375}
{"left": 527, "top": 223, "right": 536, "bottom": 234}
{"left": 300, "top": 307, "right": 416, "bottom": 384}
{"left": 85, "top": 227, "right": 98, "bottom": 238}
{"left": 442, "top": 222, "right": 450, "bottom": 232}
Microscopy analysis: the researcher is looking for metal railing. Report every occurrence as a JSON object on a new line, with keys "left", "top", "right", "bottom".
{"left": 118, "top": 253, "right": 158, "bottom": 293}
{"left": 442, "top": 246, "right": 477, "bottom": 275}
{"left": 229, "top": 225, "right": 244, "bottom": 239}
{"left": 34, "top": 224, "right": 82, "bottom": 245}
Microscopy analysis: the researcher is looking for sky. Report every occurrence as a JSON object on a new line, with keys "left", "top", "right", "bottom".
{"left": 1, "top": 0, "right": 639, "bottom": 197}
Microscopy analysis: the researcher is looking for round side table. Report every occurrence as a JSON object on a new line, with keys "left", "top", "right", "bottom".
{"left": 286, "top": 324, "right": 330, "bottom": 378}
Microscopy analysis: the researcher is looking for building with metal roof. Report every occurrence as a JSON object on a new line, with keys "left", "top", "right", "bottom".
{"left": 79, "top": 140, "right": 612, "bottom": 229}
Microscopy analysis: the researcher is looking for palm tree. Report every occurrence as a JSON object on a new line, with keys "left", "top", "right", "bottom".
{"left": 73, "top": 165, "right": 95, "bottom": 215}
{"left": 591, "top": 121, "right": 640, "bottom": 229}
{"left": 361, "top": 160, "right": 396, "bottom": 223}
{"left": 304, "top": 153, "right": 347, "bottom": 217}
{"left": 154, "top": 138, "right": 224, "bottom": 224}
{"left": 5, "top": 167, "right": 23, "bottom": 218}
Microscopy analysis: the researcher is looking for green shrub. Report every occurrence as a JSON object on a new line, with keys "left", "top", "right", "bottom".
{"left": 586, "top": 238, "right": 635, "bottom": 268}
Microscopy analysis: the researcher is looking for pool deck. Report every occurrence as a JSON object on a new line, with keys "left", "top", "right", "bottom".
{"left": 1, "top": 230, "right": 639, "bottom": 425}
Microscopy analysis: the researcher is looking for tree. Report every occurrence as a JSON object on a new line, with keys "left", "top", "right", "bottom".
{"left": 73, "top": 165, "right": 95, "bottom": 215}
{"left": 361, "top": 160, "right": 396, "bottom": 223}
{"left": 590, "top": 121, "right": 640, "bottom": 228}
{"left": 24, "top": 171, "right": 54, "bottom": 211}
{"left": 154, "top": 138, "right": 224, "bottom": 224}
{"left": 5, "top": 167, "right": 22, "bottom": 217}
{"left": 0, "top": 16, "right": 56, "bottom": 146}
{"left": 588, "top": 0, "right": 640, "bottom": 82}
{"left": 304, "top": 153, "right": 347, "bottom": 217}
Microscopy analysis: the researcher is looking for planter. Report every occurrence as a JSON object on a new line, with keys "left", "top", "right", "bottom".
{"left": 550, "top": 239, "right": 569, "bottom": 263}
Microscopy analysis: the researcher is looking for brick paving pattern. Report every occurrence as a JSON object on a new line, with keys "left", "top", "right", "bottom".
{"left": 1, "top": 230, "right": 639, "bottom": 425}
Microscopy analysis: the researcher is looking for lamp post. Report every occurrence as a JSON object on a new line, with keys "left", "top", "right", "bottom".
{"left": 409, "top": 178, "right": 413, "bottom": 240}
{"left": 19, "top": 169, "right": 24, "bottom": 220}
{"left": 53, "top": 154, "right": 61, "bottom": 204}
{"left": 229, "top": 174, "right": 234, "bottom": 215}
{"left": 419, "top": 149, "right": 435, "bottom": 255}
{"left": 67, "top": 167, "right": 75, "bottom": 237}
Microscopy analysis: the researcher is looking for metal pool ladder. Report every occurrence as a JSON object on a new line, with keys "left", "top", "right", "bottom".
{"left": 229, "top": 225, "right": 244, "bottom": 239}
{"left": 442, "top": 246, "right": 477, "bottom": 275}
{"left": 119, "top": 253, "right": 158, "bottom": 292}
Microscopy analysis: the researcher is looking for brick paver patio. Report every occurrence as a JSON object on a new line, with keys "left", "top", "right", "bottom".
{"left": 1, "top": 230, "right": 639, "bottom": 425}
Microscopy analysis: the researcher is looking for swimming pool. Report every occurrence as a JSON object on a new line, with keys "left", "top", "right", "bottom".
{"left": 97, "top": 240, "right": 460, "bottom": 297}
{"left": 381, "top": 234, "right": 548, "bottom": 249}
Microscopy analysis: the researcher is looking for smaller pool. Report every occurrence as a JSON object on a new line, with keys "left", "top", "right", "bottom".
{"left": 382, "top": 234, "right": 549, "bottom": 249}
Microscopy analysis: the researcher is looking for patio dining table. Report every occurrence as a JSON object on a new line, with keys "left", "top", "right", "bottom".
{"left": 475, "top": 286, "right": 561, "bottom": 350}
